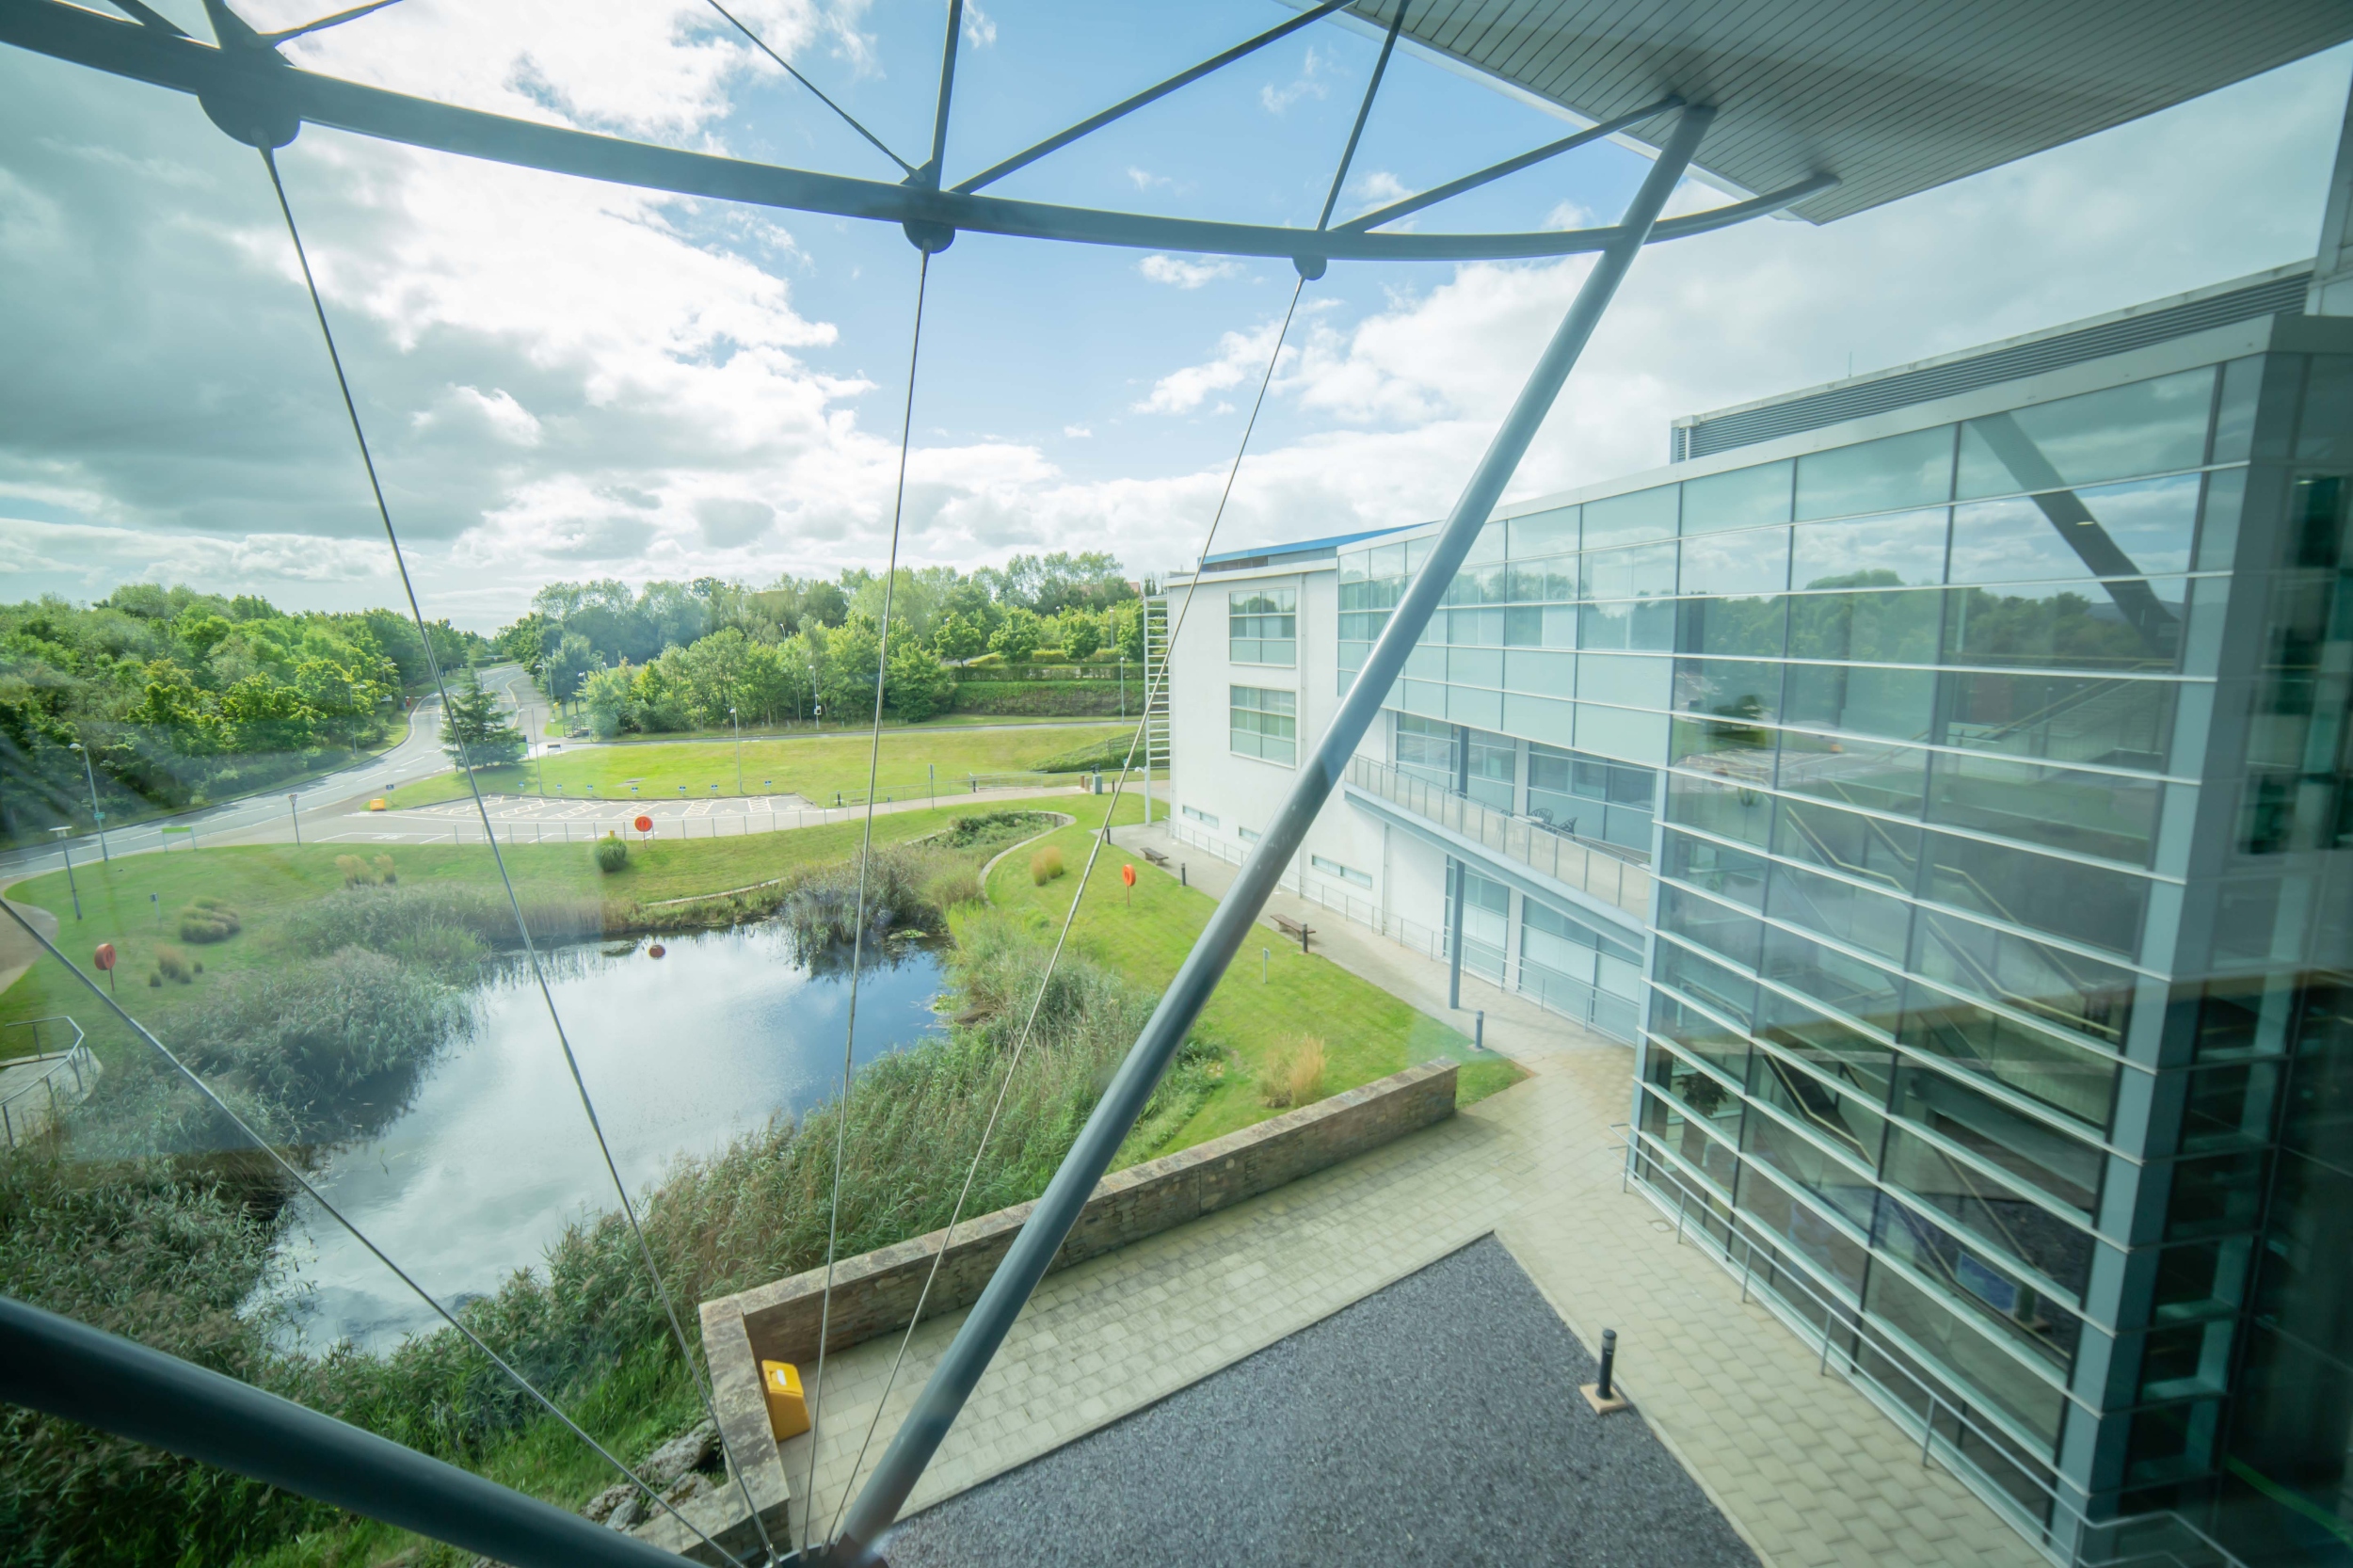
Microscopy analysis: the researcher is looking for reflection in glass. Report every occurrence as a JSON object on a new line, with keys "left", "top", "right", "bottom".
{"left": 1666, "top": 767, "right": 1774, "bottom": 846}
{"left": 1891, "top": 1064, "right": 2102, "bottom": 1217}
{"left": 1657, "top": 940, "right": 1760, "bottom": 1032}
{"left": 1737, "top": 1161, "right": 1869, "bottom": 1298}
{"left": 1881, "top": 1126, "right": 2095, "bottom": 1298}
{"left": 1581, "top": 541, "right": 1679, "bottom": 599}
{"left": 1937, "top": 669, "right": 2175, "bottom": 774}
{"left": 1796, "top": 425, "right": 1956, "bottom": 521}
{"left": 1577, "top": 598, "right": 1675, "bottom": 650}
{"left": 1508, "top": 506, "right": 1578, "bottom": 557}
{"left": 1774, "top": 795, "right": 1920, "bottom": 896}
{"left": 1662, "top": 828, "right": 1768, "bottom": 907}
{"left": 1942, "top": 580, "right": 2185, "bottom": 672}
{"left": 1776, "top": 735, "right": 1929, "bottom": 820}
{"left": 1955, "top": 366, "right": 2215, "bottom": 498}
{"left": 1680, "top": 525, "right": 1791, "bottom": 596}
{"left": 1583, "top": 483, "right": 1680, "bottom": 546}
{"left": 1792, "top": 506, "right": 1950, "bottom": 588}
{"left": 1683, "top": 460, "right": 1794, "bottom": 534}
{"left": 1758, "top": 987, "right": 1896, "bottom": 1106}
{"left": 1925, "top": 750, "right": 2161, "bottom": 866}
{"left": 1762, "top": 924, "right": 1907, "bottom": 1036}
{"left": 1923, "top": 829, "right": 2149, "bottom": 957}
{"left": 1947, "top": 474, "right": 2200, "bottom": 587}
{"left": 1769, "top": 860, "right": 1913, "bottom": 964}
{"left": 1898, "top": 976, "right": 2120, "bottom": 1129}
{"left": 1678, "top": 594, "right": 1788, "bottom": 659}
{"left": 1752, "top": 1047, "right": 1887, "bottom": 1169}
{"left": 1741, "top": 1100, "right": 1878, "bottom": 1230}
{"left": 1786, "top": 587, "right": 1942, "bottom": 664}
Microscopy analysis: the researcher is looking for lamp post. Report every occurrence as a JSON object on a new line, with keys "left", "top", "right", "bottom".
{"left": 287, "top": 792, "right": 302, "bottom": 847}
{"left": 67, "top": 742, "right": 107, "bottom": 863}
{"left": 48, "top": 827, "right": 81, "bottom": 920}
{"left": 729, "top": 707, "right": 742, "bottom": 794}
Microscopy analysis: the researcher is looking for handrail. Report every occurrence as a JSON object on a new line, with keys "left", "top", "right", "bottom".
{"left": 1610, "top": 1123, "right": 2249, "bottom": 1568}
{"left": 1, "top": 1018, "right": 94, "bottom": 1149}
{"left": 1343, "top": 753, "right": 1653, "bottom": 917}
{"left": 0, "top": 1295, "right": 697, "bottom": 1567}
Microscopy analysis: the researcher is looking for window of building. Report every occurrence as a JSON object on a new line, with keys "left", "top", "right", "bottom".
{"left": 1180, "top": 804, "right": 1218, "bottom": 827}
{"left": 1465, "top": 728, "right": 1515, "bottom": 811}
{"left": 1238, "top": 826, "right": 1259, "bottom": 844}
{"left": 1531, "top": 743, "right": 1657, "bottom": 847}
{"left": 1229, "top": 684, "right": 1297, "bottom": 765}
{"left": 1395, "top": 712, "right": 1454, "bottom": 784}
{"left": 1955, "top": 366, "right": 2216, "bottom": 499}
{"left": 1309, "top": 853, "right": 1371, "bottom": 888}
{"left": 1228, "top": 587, "right": 1297, "bottom": 665}
{"left": 1795, "top": 425, "right": 1956, "bottom": 521}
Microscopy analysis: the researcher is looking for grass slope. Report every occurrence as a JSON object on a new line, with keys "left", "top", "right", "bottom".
{"left": 984, "top": 820, "right": 1520, "bottom": 1140}
{"left": 393, "top": 721, "right": 1132, "bottom": 808}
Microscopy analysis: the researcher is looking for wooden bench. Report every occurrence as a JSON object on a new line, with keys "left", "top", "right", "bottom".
{"left": 1268, "top": 912, "right": 1316, "bottom": 953}
{"left": 1141, "top": 846, "right": 1170, "bottom": 869}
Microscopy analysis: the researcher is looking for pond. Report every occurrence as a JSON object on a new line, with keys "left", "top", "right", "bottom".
{"left": 275, "top": 923, "right": 944, "bottom": 1350}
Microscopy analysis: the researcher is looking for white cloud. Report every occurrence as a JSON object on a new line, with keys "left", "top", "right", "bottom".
{"left": 1348, "top": 169, "right": 1412, "bottom": 207}
{"left": 1259, "top": 44, "right": 1329, "bottom": 115}
{"left": 1063, "top": 424, "right": 1092, "bottom": 438}
{"left": 1126, "top": 167, "right": 1171, "bottom": 192}
{"left": 1138, "top": 253, "right": 1242, "bottom": 290}
{"left": 960, "top": 2, "right": 997, "bottom": 49}
{"left": 1135, "top": 311, "right": 1294, "bottom": 414}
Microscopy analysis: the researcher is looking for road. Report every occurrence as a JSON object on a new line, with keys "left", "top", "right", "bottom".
{"left": 0, "top": 664, "right": 539, "bottom": 885}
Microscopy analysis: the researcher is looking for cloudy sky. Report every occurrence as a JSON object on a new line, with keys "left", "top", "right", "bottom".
{"left": 3, "top": 1, "right": 2349, "bottom": 631}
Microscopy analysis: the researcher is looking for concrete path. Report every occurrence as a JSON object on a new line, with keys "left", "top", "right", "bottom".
{"left": 775, "top": 840, "right": 2044, "bottom": 1568}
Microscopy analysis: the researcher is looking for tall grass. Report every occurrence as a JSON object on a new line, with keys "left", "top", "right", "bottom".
{"left": 285, "top": 883, "right": 605, "bottom": 957}
{"left": 774, "top": 846, "right": 941, "bottom": 957}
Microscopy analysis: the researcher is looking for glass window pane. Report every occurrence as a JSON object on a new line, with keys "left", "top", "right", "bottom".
{"left": 1948, "top": 474, "right": 2201, "bottom": 586}
{"left": 1681, "top": 526, "right": 1791, "bottom": 595}
{"left": 1752, "top": 1048, "right": 1887, "bottom": 1169}
{"left": 1503, "top": 648, "right": 1575, "bottom": 695}
{"left": 1579, "top": 599, "right": 1675, "bottom": 650}
{"left": 1758, "top": 987, "right": 1896, "bottom": 1106}
{"left": 1582, "top": 541, "right": 1679, "bottom": 599}
{"left": 1673, "top": 657, "right": 1782, "bottom": 727}
{"left": 1924, "top": 751, "right": 2160, "bottom": 866}
{"left": 1923, "top": 831, "right": 2149, "bottom": 957}
{"left": 1862, "top": 1263, "right": 2069, "bottom": 1449}
{"left": 1737, "top": 1162, "right": 1870, "bottom": 1297}
{"left": 1663, "top": 827, "right": 1769, "bottom": 907}
{"left": 1665, "top": 768, "right": 1774, "bottom": 847}
{"left": 1577, "top": 652, "right": 1670, "bottom": 708}
{"left": 1742, "top": 1107, "right": 1879, "bottom": 1230}
{"left": 1778, "top": 735, "right": 1929, "bottom": 819}
{"left": 1797, "top": 426, "right": 1956, "bottom": 520}
{"left": 1792, "top": 506, "right": 1950, "bottom": 589}
{"left": 1683, "top": 460, "right": 1793, "bottom": 534}
{"left": 1938, "top": 671, "right": 2175, "bottom": 774}
{"left": 1662, "top": 885, "right": 1763, "bottom": 968}
{"left": 1657, "top": 941, "right": 1759, "bottom": 1030}
{"left": 1774, "top": 796, "right": 1921, "bottom": 896}
{"left": 1892, "top": 1064, "right": 2104, "bottom": 1217}
{"left": 1899, "top": 981, "right": 2120, "bottom": 1129}
{"left": 1956, "top": 367, "right": 2216, "bottom": 498}
{"left": 1785, "top": 664, "right": 1938, "bottom": 743}
{"left": 1787, "top": 588, "right": 1943, "bottom": 664}
{"left": 1769, "top": 860, "right": 1913, "bottom": 964}
{"left": 1678, "top": 596, "right": 1787, "bottom": 658}
{"left": 1583, "top": 484, "right": 1680, "bottom": 547}
{"left": 1873, "top": 1198, "right": 2085, "bottom": 1375}
{"left": 1509, "top": 506, "right": 1578, "bottom": 557}
{"left": 1942, "top": 581, "right": 2186, "bottom": 673}
{"left": 1762, "top": 924, "right": 1907, "bottom": 1036}
{"left": 1910, "top": 910, "right": 2137, "bottom": 1052}
{"left": 1881, "top": 1126, "right": 2096, "bottom": 1298}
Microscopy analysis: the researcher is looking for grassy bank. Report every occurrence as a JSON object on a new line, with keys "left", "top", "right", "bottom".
{"left": 389, "top": 721, "right": 1130, "bottom": 808}
{"left": 984, "top": 820, "right": 1522, "bottom": 1144}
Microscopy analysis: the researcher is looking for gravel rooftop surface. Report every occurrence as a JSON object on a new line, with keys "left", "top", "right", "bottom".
{"left": 884, "top": 1234, "right": 1760, "bottom": 1568}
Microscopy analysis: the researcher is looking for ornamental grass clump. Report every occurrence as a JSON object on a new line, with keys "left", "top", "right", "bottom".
{"left": 595, "top": 833, "right": 628, "bottom": 873}
{"left": 1257, "top": 1035, "right": 1328, "bottom": 1110}
{"left": 177, "top": 896, "right": 240, "bottom": 944}
{"left": 1029, "top": 845, "right": 1064, "bottom": 886}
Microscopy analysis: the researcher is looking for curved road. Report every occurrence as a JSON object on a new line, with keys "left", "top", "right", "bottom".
{"left": 0, "top": 664, "right": 539, "bottom": 883}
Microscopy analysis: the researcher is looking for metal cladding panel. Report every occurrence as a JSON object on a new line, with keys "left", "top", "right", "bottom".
{"left": 1346, "top": 0, "right": 2353, "bottom": 224}
{"left": 1671, "top": 270, "right": 2311, "bottom": 459}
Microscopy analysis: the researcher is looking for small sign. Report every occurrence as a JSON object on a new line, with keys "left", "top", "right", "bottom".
{"left": 1121, "top": 865, "right": 1136, "bottom": 887}
{"left": 634, "top": 815, "right": 653, "bottom": 834}
{"left": 93, "top": 942, "right": 117, "bottom": 971}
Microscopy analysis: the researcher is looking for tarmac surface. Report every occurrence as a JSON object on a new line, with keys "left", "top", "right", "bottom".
{"left": 883, "top": 1234, "right": 1761, "bottom": 1568}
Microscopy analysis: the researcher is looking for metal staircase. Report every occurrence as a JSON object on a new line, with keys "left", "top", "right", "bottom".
{"left": 1142, "top": 595, "right": 1170, "bottom": 824}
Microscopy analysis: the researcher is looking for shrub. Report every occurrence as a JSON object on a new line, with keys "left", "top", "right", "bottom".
{"left": 177, "top": 898, "right": 240, "bottom": 944}
{"left": 595, "top": 834, "right": 628, "bottom": 873}
{"left": 1257, "top": 1035, "right": 1327, "bottom": 1109}
{"left": 152, "top": 944, "right": 193, "bottom": 984}
{"left": 334, "top": 853, "right": 377, "bottom": 888}
{"left": 941, "top": 810, "right": 1052, "bottom": 849}
{"left": 1029, "top": 846, "right": 1064, "bottom": 886}
{"left": 923, "top": 868, "right": 983, "bottom": 910}
{"left": 776, "top": 847, "right": 939, "bottom": 958}
{"left": 373, "top": 854, "right": 398, "bottom": 885}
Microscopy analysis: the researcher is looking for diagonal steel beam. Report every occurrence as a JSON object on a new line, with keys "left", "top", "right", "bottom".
{"left": 1313, "top": 0, "right": 1408, "bottom": 232}
{"left": 950, "top": 0, "right": 1353, "bottom": 194}
{"left": 824, "top": 100, "right": 1720, "bottom": 1568}
{"left": 1336, "top": 93, "right": 1681, "bottom": 232}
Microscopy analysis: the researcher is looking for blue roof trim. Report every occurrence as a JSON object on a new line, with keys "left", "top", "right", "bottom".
{"left": 1199, "top": 522, "right": 1416, "bottom": 568}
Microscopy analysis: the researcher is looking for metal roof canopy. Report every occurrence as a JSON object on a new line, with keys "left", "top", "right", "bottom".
{"left": 1350, "top": 0, "right": 2353, "bottom": 224}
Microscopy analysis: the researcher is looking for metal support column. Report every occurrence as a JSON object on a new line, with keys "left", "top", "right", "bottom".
{"left": 826, "top": 104, "right": 1714, "bottom": 1567}
{"left": 1448, "top": 856, "right": 1465, "bottom": 1010}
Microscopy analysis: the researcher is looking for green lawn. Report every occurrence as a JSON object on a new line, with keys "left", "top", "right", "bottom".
{"left": 0, "top": 795, "right": 1079, "bottom": 1067}
{"left": 984, "top": 818, "right": 1522, "bottom": 1143}
{"left": 396, "top": 720, "right": 1135, "bottom": 808}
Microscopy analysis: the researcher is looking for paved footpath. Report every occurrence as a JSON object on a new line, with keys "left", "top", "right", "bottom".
{"left": 776, "top": 824, "right": 2045, "bottom": 1568}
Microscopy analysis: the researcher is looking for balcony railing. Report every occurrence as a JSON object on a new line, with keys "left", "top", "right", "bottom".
{"left": 1344, "top": 754, "right": 1652, "bottom": 920}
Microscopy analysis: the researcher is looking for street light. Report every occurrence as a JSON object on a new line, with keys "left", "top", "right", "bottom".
{"left": 729, "top": 706, "right": 742, "bottom": 794}
{"left": 66, "top": 742, "right": 108, "bottom": 863}
{"left": 287, "top": 792, "right": 302, "bottom": 847}
{"left": 48, "top": 827, "right": 81, "bottom": 920}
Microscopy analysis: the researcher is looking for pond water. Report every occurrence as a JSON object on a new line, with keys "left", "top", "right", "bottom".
{"left": 276, "top": 924, "right": 943, "bottom": 1350}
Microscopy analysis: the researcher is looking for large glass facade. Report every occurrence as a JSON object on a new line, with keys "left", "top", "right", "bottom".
{"left": 1341, "top": 349, "right": 2353, "bottom": 1564}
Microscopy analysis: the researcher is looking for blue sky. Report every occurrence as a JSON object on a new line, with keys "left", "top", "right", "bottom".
{"left": 1, "top": 1, "right": 2347, "bottom": 629}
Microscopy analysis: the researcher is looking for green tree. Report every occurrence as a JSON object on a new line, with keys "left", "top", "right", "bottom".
{"left": 542, "top": 632, "right": 600, "bottom": 702}
{"left": 931, "top": 609, "right": 988, "bottom": 662}
{"left": 1059, "top": 610, "right": 1105, "bottom": 661}
{"left": 886, "top": 639, "right": 955, "bottom": 721}
{"left": 988, "top": 607, "right": 1044, "bottom": 663}
{"left": 440, "top": 672, "right": 526, "bottom": 769}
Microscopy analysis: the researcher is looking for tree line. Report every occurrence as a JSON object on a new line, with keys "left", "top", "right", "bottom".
{"left": 0, "top": 584, "right": 484, "bottom": 841}
{"left": 493, "top": 552, "right": 1150, "bottom": 738}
